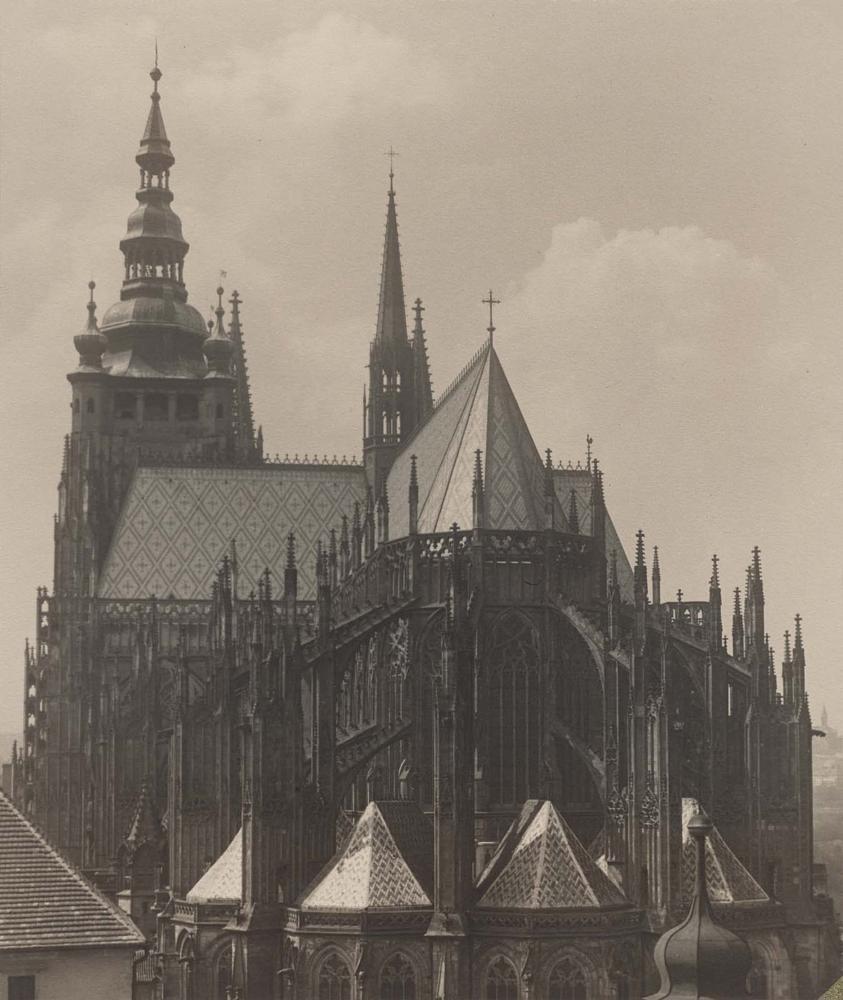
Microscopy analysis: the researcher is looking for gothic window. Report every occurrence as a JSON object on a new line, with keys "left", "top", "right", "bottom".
{"left": 145, "top": 393, "right": 168, "bottom": 421}
{"left": 176, "top": 394, "right": 199, "bottom": 421}
{"left": 485, "top": 957, "right": 518, "bottom": 1000}
{"left": 487, "top": 612, "right": 540, "bottom": 806}
{"left": 318, "top": 953, "right": 352, "bottom": 1000}
{"left": 379, "top": 953, "right": 417, "bottom": 1000}
{"left": 548, "top": 955, "right": 589, "bottom": 1000}
{"left": 86, "top": 397, "right": 95, "bottom": 413}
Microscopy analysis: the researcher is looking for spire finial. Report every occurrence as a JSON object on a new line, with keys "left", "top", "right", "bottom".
{"left": 783, "top": 629, "right": 792, "bottom": 662}
{"left": 752, "top": 545, "right": 762, "bottom": 580}
{"left": 482, "top": 289, "right": 500, "bottom": 346}
{"left": 794, "top": 613, "right": 803, "bottom": 650}
{"left": 710, "top": 554, "right": 720, "bottom": 588}
{"left": 635, "top": 529, "right": 645, "bottom": 567}
{"left": 586, "top": 434, "right": 593, "bottom": 470}
{"left": 385, "top": 145, "right": 398, "bottom": 194}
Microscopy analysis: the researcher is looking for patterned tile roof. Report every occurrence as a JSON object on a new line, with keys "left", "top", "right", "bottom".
{"left": 476, "top": 800, "right": 627, "bottom": 909}
{"left": 301, "top": 801, "right": 433, "bottom": 911}
{"left": 0, "top": 791, "right": 145, "bottom": 951}
{"left": 98, "top": 464, "right": 367, "bottom": 601}
{"left": 186, "top": 828, "right": 241, "bottom": 904}
{"left": 680, "top": 799, "right": 768, "bottom": 904}
{"left": 388, "top": 343, "right": 566, "bottom": 536}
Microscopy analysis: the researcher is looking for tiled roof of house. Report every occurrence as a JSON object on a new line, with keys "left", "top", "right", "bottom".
{"left": 185, "top": 828, "right": 242, "bottom": 904}
{"left": 387, "top": 343, "right": 566, "bottom": 536}
{"left": 476, "top": 800, "right": 628, "bottom": 909}
{"left": 300, "top": 801, "right": 433, "bottom": 911}
{"left": 0, "top": 791, "right": 145, "bottom": 951}
{"left": 97, "top": 464, "right": 367, "bottom": 601}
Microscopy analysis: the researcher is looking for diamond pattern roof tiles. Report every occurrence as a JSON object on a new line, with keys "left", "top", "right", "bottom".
{"left": 186, "top": 828, "right": 242, "bottom": 904}
{"left": 0, "top": 791, "right": 145, "bottom": 952}
{"left": 388, "top": 344, "right": 565, "bottom": 536}
{"left": 476, "top": 800, "right": 627, "bottom": 910}
{"left": 680, "top": 799, "right": 768, "bottom": 904}
{"left": 98, "top": 465, "right": 367, "bottom": 601}
{"left": 301, "top": 801, "right": 433, "bottom": 911}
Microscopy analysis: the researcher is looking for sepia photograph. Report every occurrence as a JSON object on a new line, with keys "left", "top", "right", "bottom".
{"left": 0, "top": 1, "right": 841, "bottom": 997}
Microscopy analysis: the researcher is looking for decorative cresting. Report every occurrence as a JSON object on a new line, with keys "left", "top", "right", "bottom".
{"left": 646, "top": 812, "right": 752, "bottom": 1000}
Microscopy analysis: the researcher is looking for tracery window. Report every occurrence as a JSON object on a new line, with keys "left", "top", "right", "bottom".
{"left": 487, "top": 612, "right": 540, "bottom": 806}
{"left": 548, "top": 955, "right": 589, "bottom": 1000}
{"left": 485, "top": 957, "right": 518, "bottom": 1000}
{"left": 379, "top": 953, "right": 417, "bottom": 1000}
{"left": 317, "top": 953, "right": 352, "bottom": 1000}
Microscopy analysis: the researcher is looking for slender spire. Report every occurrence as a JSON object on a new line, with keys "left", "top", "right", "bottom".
{"left": 203, "top": 286, "right": 234, "bottom": 374}
{"left": 411, "top": 297, "right": 434, "bottom": 422}
{"left": 710, "top": 554, "right": 720, "bottom": 589}
{"left": 74, "top": 280, "right": 107, "bottom": 368}
{"left": 794, "top": 613, "right": 803, "bottom": 652}
{"left": 375, "top": 159, "right": 408, "bottom": 350}
{"left": 227, "top": 290, "right": 257, "bottom": 457}
{"left": 408, "top": 454, "right": 419, "bottom": 534}
{"left": 783, "top": 629, "right": 792, "bottom": 663}
{"left": 652, "top": 546, "right": 661, "bottom": 606}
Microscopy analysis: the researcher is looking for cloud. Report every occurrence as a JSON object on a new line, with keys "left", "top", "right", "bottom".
{"left": 181, "top": 13, "right": 447, "bottom": 127}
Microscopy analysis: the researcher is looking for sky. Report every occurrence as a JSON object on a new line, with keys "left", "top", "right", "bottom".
{"left": 0, "top": 0, "right": 841, "bottom": 736}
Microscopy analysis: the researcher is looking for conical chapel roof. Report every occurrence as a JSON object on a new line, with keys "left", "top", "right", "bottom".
{"left": 300, "top": 801, "right": 433, "bottom": 911}
{"left": 476, "top": 800, "right": 628, "bottom": 909}
{"left": 387, "top": 342, "right": 565, "bottom": 535}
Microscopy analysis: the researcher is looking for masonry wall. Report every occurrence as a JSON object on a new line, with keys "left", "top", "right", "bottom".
{"left": 0, "top": 947, "right": 135, "bottom": 1000}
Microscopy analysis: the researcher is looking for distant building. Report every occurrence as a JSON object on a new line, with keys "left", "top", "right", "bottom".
{"left": 0, "top": 790, "right": 145, "bottom": 999}
{"left": 11, "top": 60, "right": 841, "bottom": 998}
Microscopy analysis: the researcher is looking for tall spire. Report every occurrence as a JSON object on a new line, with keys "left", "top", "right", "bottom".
{"left": 118, "top": 61, "right": 191, "bottom": 303}
{"left": 652, "top": 546, "right": 661, "bottom": 606}
{"left": 375, "top": 160, "right": 408, "bottom": 351}
{"left": 227, "top": 290, "right": 257, "bottom": 459}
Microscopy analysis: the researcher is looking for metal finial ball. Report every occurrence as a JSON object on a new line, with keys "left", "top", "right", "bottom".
{"left": 150, "top": 67, "right": 162, "bottom": 82}
{"left": 88, "top": 280, "right": 96, "bottom": 291}
{"left": 216, "top": 286, "right": 224, "bottom": 297}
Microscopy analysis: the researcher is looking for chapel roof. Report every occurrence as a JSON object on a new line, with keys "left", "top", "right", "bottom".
{"left": 300, "top": 801, "right": 433, "bottom": 911}
{"left": 680, "top": 798, "right": 768, "bottom": 904}
{"left": 476, "top": 799, "right": 628, "bottom": 909}
{"left": 387, "top": 341, "right": 566, "bottom": 536}
{"left": 98, "top": 463, "right": 367, "bottom": 602}
{"left": 185, "top": 828, "right": 242, "bottom": 905}
{"left": 0, "top": 791, "right": 145, "bottom": 952}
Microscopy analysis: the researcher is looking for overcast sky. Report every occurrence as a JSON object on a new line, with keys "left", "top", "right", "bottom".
{"left": 1, "top": 0, "right": 841, "bottom": 735}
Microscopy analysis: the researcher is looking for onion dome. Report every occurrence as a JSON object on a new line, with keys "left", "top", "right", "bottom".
{"left": 73, "top": 281, "right": 107, "bottom": 368}
{"left": 646, "top": 812, "right": 752, "bottom": 1000}
{"left": 204, "top": 287, "right": 234, "bottom": 374}
{"left": 101, "top": 60, "right": 204, "bottom": 343}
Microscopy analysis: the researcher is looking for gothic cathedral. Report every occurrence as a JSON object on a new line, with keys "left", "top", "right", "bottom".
{"left": 12, "top": 63, "right": 840, "bottom": 1000}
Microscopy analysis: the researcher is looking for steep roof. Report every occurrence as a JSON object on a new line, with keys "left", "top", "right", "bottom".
{"left": 0, "top": 791, "right": 145, "bottom": 952}
{"left": 98, "top": 464, "right": 367, "bottom": 601}
{"left": 185, "top": 828, "right": 242, "bottom": 905}
{"left": 680, "top": 798, "right": 768, "bottom": 904}
{"left": 476, "top": 800, "right": 627, "bottom": 909}
{"left": 388, "top": 342, "right": 565, "bottom": 536}
{"left": 300, "top": 801, "right": 433, "bottom": 911}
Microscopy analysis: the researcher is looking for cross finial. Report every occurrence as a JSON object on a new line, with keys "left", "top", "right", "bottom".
{"left": 677, "top": 588, "right": 684, "bottom": 602}
{"left": 385, "top": 145, "right": 398, "bottom": 193}
{"left": 482, "top": 289, "right": 500, "bottom": 345}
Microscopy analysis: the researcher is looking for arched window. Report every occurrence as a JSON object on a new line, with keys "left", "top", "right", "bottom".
{"left": 485, "top": 957, "right": 518, "bottom": 1000}
{"left": 548, "top": 955, "right": 589, "bottom": 1000}
{"left": 487, "top": 613, "right": 540, "bottom": 806}
{"left": 318, "top": 953, "right": 351, "bottom": 1000}
{"left": 379, "top": 953, "right": 416, "bottom": 1000}
{"left": 86, "top": 398, "right": 95, "bottom": 414}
